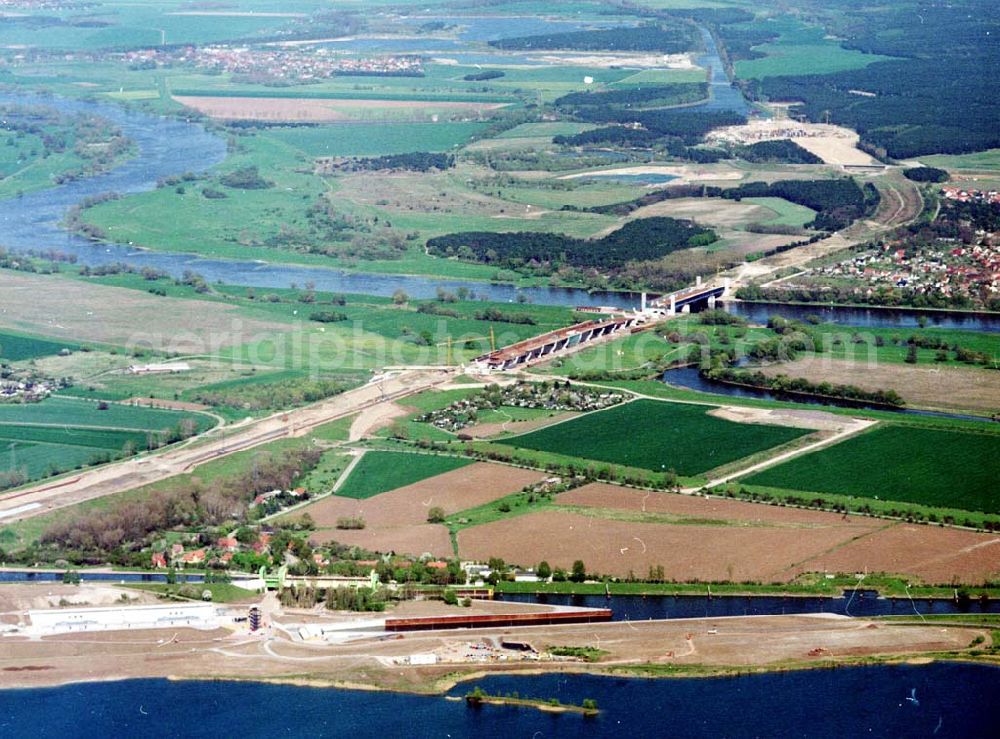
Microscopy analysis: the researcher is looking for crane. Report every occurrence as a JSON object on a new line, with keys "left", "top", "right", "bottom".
{"left": 435, "top": 327, "right": 497, "bottom": 366}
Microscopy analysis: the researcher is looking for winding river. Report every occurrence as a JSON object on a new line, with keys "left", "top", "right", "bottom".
{"left": 0, "top": 92, "right": 640, "bottom": 307}
{"left": 0, "top": 92, "right": 996, "bottom": 331}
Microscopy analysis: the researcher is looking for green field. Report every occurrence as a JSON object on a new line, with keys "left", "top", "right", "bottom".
{"left": 0, "top": 0, "right": 311, "bottom": 50}
{"left": 502, "top": 399, "right": 810, "bottom": 476}
{"left": 921, "top": 149, "right": 1000, "bottom": 172}
{"left": 734, "top": 19, "right": 895, "bottom": 79}
{"left": 0, "top": 331, "right": 81, "bottom": 361}
{"left": 264, "top": 122, "right": 491, "bottom": 157}
{"left": 335, "top": 450, "right": 472, "bottom": 499}
{"left": 0, "top": 397, "right": 213, "bottom": 432}
{"left": 0, "top": 397, "right": 215, "bottom": 481}
{"left": 744, "top": 197, "right": 817, "bottom": 227}
{"left": 744, "top": 425, "right": 1000, "bottom": 513}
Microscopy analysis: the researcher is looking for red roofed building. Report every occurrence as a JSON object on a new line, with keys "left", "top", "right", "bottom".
{"left": 180, "top": 549, "right": 205, "bottom": 565}
{"left": 216, "top": 536, "right": 239, "bottom": 552}
{"left": 151, "top": 552, "right": 167, "bottom": 569}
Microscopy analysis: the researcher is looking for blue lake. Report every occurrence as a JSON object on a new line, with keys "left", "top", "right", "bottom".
{"left": 581, "top": 173, "right": 678, "bottom": 184}
{"left": 0, "top": 663, "right": 996, "bottom": 737}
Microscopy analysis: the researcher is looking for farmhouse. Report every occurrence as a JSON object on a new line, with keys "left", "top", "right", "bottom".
{"left": 127, "top": 362, "right": 191, "bottom": 374}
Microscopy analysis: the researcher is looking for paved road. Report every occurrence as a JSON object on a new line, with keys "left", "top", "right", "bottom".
{"left": 0, "top": 368, "right": 454, "bottom": 523}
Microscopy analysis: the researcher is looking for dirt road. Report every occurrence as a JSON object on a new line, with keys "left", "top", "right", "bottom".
{"left": 0, "top": 369, "right": 455, "bottom": 523}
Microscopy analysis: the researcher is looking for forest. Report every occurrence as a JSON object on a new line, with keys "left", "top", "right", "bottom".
{"left": 719, "top": 179, "right": 877, "bottom": 231}
{"left": 426, "top": 217, "right": 716, "bottom": 271}
{"left": 741, "top": 2, "right": 999, "bottom": 158}
{"left": 555, "top": 83, "right": 707, "bottom": 111}
{"left": 734, "top": 139, "right": 822, "bottom": 164}
{"left": 489, "top": 24, "right": 697, "bottom": 53}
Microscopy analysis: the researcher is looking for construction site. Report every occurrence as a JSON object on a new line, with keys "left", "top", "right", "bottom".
{"left": 0, "top": 581, "right": 993, "bottom": 692}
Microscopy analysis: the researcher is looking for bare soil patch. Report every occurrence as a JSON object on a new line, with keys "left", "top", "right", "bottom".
{"left": 708, "top": 406, "right": 850, "bottom": 431}
{"left": 464, "top": 411, "right": 577, "bottom": 439}
{"left": 302, "top": 462, "right": 546, "bottom": 556}
{"left": 348, "top": 401, "right": 409, "bottom": 441}
{"left": 0, "top": 613, "right": 983, "bottom": 690}
{"left": 0, "top": 583, "right": 159, "bottom": 613}
{"left": 304, "top": 462, "right": 545, "bottom": 529}
{"left": 174, "top": 96, "right": 506, "bottom": 122}
{"left": 707, "top": 120, "right": 877, "bottom": 166}
{"left": 785, "top": 524, "right": 1000, "bottom": 585}
{"left": 457, "top": 510, "right": 874, "bottom": 581}
{"left": 758, "top": 358, "right": 1000, "bottom": 414}
{"left": 558, "top": 483, "right": 884, "bottom": 529}
{"left": 0, "top": 273, "right": 288, "bottom": 352}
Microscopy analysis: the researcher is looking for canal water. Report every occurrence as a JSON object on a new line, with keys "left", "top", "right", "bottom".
{"left": 497, "top": 590, "right": 1000, "bottom": 620}
{"left": 1, "top": 663, "right": 996, "bottom": 737}
{"left": 0, "top": 569, "right": 256, "bottom": 585}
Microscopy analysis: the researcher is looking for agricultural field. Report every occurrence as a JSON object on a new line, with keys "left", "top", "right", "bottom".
{"left": 756, "top": 358, "right": 1000, "bottom": 416}
{"left": 0, "top": 0, "right": 319, "bottom": 51}
{"left": 455, "top": 481, "right": 1000, "bottom": 584}
{"left": 0, "top": 397, "right": 214, "bottom": 482}
{"left": 335, "top": 450, "right": 472, "bottom": 500}
{"left": 300, "top": 461, "right": 546, "bottom": 556}
{"left": 0, "top": 331, "right": 81, "bottom": 362}
{"left": 744, "top": 425, "right": 1000, "bottom": 513}
{"left": 501, "top": 399, "right": 811, "bottom": 476}
{"left": 0, "top": 271, "right": 289, "bottom": 352}
{"left": 172, "top": 95, "right": 510, "bottom": 123}
{"left": 264, "top": 122, "right": 491, "bottom": 157}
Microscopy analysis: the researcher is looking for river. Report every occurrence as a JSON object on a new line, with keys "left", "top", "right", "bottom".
{"left": 660, "top": 366, "right": 995, "bottom": 422}
{"left": 0, "top": 92, "right": 638, "bottom": 307}
{"left": 0, "top": 663, "right": 996, "bottom": 737}
{"left": 0, "top": 89, "right": 995, "bottom": 327}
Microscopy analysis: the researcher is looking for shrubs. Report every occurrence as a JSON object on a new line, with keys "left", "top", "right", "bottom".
{"left": 219, "top": 166, "right": 272, "bottom": 190}
{"left": 308, "top": 311, "right": 348, "bottom": 323}
{"left": 903, "top": 166, "right": 949, "bottom": 183}
{"left": 463, "top": 70, "right": 504, "bottom": 81}
{"left": 335, "top": 516, "right": 366, "bottom": 530}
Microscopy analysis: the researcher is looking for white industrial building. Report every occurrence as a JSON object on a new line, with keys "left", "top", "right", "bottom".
{"left": 27, "top": 603, "right": 223, "bottom": 635}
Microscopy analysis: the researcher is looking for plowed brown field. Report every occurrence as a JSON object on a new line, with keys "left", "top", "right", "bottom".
{"left": 458, "top": 484, "right": 1000, "bottom": 584}
{"left": 301, "top": 462, "right": 546, "bottom": 557}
